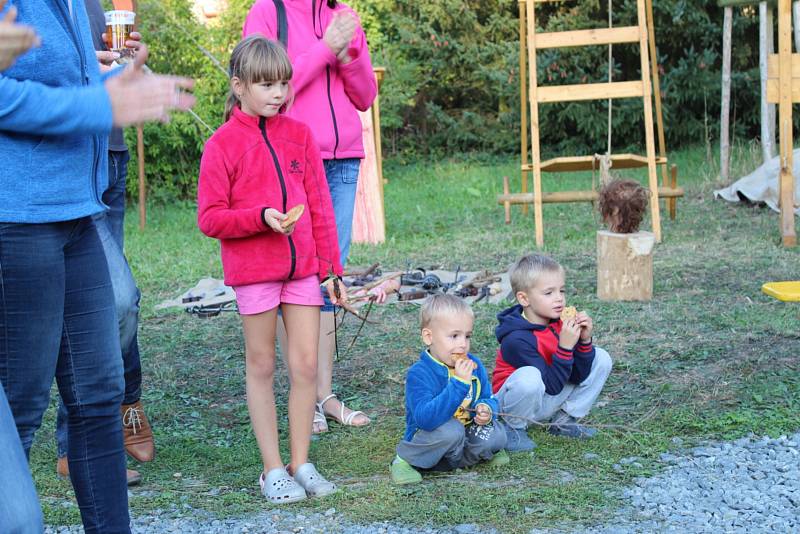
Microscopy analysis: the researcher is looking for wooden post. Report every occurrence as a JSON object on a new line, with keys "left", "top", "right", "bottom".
{"left": 503, "top": 176, "right": 511, "bottom": 224}
{"left": 760, "top": 2, "right": 777, "bottom": 162}
{"left": 720, "top": 7, "right": 733, "bottom": 184}
{"left": 373, "top": 67, "right": 386, "bottom": 194}
{"left": 645, "top": 0, "right": 670, "bottom": 208}
{"left": 636, "top": 0, "right": 662, "bottom": 243}
{"left": 778, "top": 0, "right": 797, "bottom": 247}
{"left": 526, "top": 0, "right": 545, "bottom": 247}
{"left": 597, "top": 230, "right": 655, "bottom": 301}
{"left": 137, "top": 125, "right": 146, "bottom": 230}
{"left": 670, "top": 164, "right": 678, "bottom": 219}
{"left": 519, "top": 0, "right": 529, "bottom": 216}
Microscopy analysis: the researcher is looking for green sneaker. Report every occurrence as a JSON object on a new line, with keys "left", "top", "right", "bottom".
{"left": 390, "top": 456, "right": 422, "bottom": 485}
{"left": 487, "top": 449, "right": 510, "bottom": 468}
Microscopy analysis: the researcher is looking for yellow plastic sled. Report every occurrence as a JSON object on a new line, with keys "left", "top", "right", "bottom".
{"left": 761, "top": 281, "right": 800, "bottom": 302}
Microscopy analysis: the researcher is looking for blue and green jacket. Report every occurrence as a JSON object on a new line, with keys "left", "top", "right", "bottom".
{"left": 403, "top": 350, "right": 499, "bottom": 442}
{"left": 0, "top": 0, "right": 113, "bottom": 223}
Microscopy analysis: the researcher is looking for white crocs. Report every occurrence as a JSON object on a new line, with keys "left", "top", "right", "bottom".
{"left": 292, "top": 463, "right": 337, "bottom": 498}
{"left": 259, "top": 467, "right": 306, "bottom": 504}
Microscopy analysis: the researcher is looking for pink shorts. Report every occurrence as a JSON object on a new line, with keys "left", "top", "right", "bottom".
{"left": 234, "top": 275, "right": 323, "bottom": 315}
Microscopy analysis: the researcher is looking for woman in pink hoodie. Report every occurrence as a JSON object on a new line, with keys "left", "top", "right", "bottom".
{"left": 244, "top": 0, "right": 377, "bottom": 434}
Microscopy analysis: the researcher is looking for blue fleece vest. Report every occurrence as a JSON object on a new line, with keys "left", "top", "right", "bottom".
{"left": 0, "top": 0, "right": 113, "bottom": 223}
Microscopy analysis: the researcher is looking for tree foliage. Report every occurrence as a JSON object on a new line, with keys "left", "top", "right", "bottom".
{"left": 128, "top": 0, "right": 765, "bottom": 199}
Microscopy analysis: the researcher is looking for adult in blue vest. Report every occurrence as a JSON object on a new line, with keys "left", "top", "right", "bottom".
{"left": 0, "top": 1, "right": 194, "bottom": 532}
{"left": 0, "top": 5, "right": 45, "bottom": 533}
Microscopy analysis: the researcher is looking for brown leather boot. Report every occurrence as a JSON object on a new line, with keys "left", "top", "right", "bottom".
{"left": 121, "top": 400, "right": 155, "bottom": 462}
{"left": 56, "top": 456, "right": 142, "bottom": 486}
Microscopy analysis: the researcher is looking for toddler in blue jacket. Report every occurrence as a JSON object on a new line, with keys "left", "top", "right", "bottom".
{"left": 390, "top": 294, "right": 508, "bottom": 485}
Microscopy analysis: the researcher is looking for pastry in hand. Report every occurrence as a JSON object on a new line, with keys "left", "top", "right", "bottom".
{"left": 281, "top": 204, "right": 305, "bottom": 228}
{"left": 560, "top": 306, "right": 577, "bottom": 321}
{"left": 453, "top": 353, "right": 477, "bottom": 370}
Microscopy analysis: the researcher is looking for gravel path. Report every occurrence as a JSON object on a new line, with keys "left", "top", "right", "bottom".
{"left": 47, "top": 432, "right": 800, "bottom": 533}
{"left": 560, "top": 432, "right": 800, "bottom": 533}
{"left": 46, "top": 506, "right": 496, "bottom": 534}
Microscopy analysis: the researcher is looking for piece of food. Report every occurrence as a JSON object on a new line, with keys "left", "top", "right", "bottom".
{"left": 281, "top": 204, "right": 305, "bottom": 228}
{"left": 560, "top": 306, "right": 577, "bottom": 321}
{"left": 452, "top": 353, "right": 477, "bottom": 370}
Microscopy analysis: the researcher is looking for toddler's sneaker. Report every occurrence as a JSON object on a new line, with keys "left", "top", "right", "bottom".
{"left": 487, "top": 449, "right": 510, "bottom": 468}
{"left": 500, "top": 421, "right": 536, "bottom": 452}
{"left": 292, "top": 463, "right": 337, "bottom": 498}
{"left": 259, "top": 467, "right": 306, "bottom": 504}
{"left": 487, "top": 449, "right": 511, "bottom": 467}
{"left": 390, "top": 456, "right": 422, "bottom": 485}
{"left": 548, "top": 410, "right": 598, "bottom": 439}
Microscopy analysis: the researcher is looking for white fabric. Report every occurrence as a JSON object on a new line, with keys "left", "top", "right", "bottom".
{"left": 714, "top": 150, "right": 800, "bottom": 216}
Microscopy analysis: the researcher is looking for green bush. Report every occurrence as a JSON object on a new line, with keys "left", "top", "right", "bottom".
{"left": 127, "top": 0, "right": 770, "bottom": 200}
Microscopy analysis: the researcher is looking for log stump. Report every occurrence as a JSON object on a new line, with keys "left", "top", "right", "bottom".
{"left": 597, "top": 230, "right": 655, "bottom": 301}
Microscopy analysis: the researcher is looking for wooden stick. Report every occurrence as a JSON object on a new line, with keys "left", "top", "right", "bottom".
{"left": 778, "top": 0, "right": 797, "bottom": 247}
{"left": 503, "top": 175, "right": 511, "bottom": 224}
{"left": 526, "top": 0, "right": 545, "bottom": 247}
{"left": 519, "top": 0, "right": 529, "bottom": 217}
{"left": 343, "top": 262, "right": 380, "bottom": 278}
{"left": 645, "top": 0, "right": 671, "bottom": 200}
{"left": 137, "top": 125, "right": 146, "bottom": 230}
{"left": 720, "top": 7, "right": 733, "bottom": 185}
{"left": 760, "top": 2, "right": 777, "bottom": 162}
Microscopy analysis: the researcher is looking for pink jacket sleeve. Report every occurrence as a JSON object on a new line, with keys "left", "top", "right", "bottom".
{"left": 197, "top": 140, "right": 267, "bottom": 239}
{"left": 302, "top": 130, "right": 343, "bottom": 280}
{"left": 242, "top": 2, "right": 338, "bottom": 96}
{"left": 337, "top": 22, "right": 377, "bottom": 112}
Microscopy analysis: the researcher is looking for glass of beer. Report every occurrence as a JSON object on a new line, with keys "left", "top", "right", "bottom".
{"left": 104, "top": 10, "right": 136, "bottom": 62}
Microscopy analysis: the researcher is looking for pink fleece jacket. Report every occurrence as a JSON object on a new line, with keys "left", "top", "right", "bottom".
{"left": 243, "top": 0, "right": 377, "bottom": 160}
{"left": 197, "top": 107, "right": 342, "bottom": 287}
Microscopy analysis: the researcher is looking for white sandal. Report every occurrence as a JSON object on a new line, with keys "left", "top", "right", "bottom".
{"left": 259, "top": 467, "right": 306, "bottom": 504}
{"left": 292, "top": 462, "right": 336, "bottom": 498}
{"left": 312, "top": 404, "right": 329, "bottom": 434}
{"left": 317, "top": 393, "right": 370, "bottom": 427}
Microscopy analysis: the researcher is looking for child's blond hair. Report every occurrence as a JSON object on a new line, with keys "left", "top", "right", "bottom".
{"left": 509, "top": 254, "right": 564, "bottom": 294}
{"left": 420, "top": 294, "right": 474, "bottom": 329}
{"left": 225, "top": 35, "right": 294, "bottom": 121}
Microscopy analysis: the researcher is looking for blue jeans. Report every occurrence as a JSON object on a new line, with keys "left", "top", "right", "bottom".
{"left": 56, "top": 150, "right": 142, "bottom": 457}
{"left": 0, "top": 218, "right": 131, "bottom": 533}
{"left": 0, "top": 382, "right": 43, "bottom": 534}
{"left": 321, "top": 158, "right": 360, "bottom": 312}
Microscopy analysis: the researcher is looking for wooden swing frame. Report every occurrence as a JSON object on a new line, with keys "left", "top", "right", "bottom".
{"left": 766, "top": 0, "right": 798, "bottom": 247}
{"left": 500, "top": 0, "right": 684, "bottom": 247}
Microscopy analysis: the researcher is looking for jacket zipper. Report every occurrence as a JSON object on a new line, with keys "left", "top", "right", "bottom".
{"left": 59, "top": 0, "right": 102, "bottom": 207}
{"left": 325, "top": 66, "right": 340, "bottom": 158}
{"left": 259, "top": 117, "right": 296, "bottom": 280}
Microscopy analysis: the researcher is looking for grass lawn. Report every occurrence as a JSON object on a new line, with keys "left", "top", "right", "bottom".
{"left": 32, "top": 143, "right": 799, "bottom": 532}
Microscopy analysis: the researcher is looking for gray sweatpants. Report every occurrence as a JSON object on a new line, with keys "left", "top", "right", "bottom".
{"left": 494, "top": 347, "right": 613, "bottom": 429}
{"left": 396, "top": 418, "right": 507, "bottom": 470}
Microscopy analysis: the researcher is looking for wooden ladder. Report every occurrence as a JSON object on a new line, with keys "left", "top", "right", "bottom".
{"left": 502, "top": 0, "right": 683, "bottom": 247}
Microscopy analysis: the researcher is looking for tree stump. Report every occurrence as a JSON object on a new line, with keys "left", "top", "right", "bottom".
{"left": 597, "top": 230, "right": 655, "bottom": 301}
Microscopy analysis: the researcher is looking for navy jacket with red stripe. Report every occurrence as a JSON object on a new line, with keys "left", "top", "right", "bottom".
{"left": 492, "top": 304, "right": 595, "bottom": 395}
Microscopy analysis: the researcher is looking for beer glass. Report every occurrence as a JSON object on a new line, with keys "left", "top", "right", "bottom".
{"left": 104, "top": 10, "right": 136, "bottom": 61}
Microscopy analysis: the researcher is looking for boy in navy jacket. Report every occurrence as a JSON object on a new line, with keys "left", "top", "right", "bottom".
{"left": 390, "top": 295, "right": 508, "bottom": 485}
{"left": 493, "top": 254, "right": 613, "bottom": 451}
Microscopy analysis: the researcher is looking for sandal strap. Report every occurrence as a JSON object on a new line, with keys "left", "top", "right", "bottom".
{"left": 342, "top": 409, "right": 366, "bottom": 426}
{"left": 317, "top": 393, "right": 338, "bottom": 411}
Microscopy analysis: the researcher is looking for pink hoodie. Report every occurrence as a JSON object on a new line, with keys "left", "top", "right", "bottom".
{"left": 243, "top": 0, "right": 378, "bottom": 160}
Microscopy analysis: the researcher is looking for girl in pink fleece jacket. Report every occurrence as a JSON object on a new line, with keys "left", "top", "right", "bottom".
{"left": 244, "top": 0, "right": 377, "bottom": 434}
{"left": 198, "top": 36, "right": 349, "bottom": 504}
